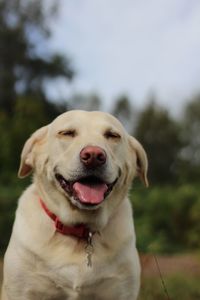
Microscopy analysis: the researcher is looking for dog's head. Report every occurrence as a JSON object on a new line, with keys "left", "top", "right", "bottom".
{"left": 18, "top": 110, "right": 148, "bottom": 227}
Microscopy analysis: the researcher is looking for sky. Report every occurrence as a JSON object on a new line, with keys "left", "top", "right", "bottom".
{"left": 47, "top": 0, "right": 200, "bottom": 113}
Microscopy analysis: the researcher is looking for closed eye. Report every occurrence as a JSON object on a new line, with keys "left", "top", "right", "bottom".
{"left": 58, "top": 129, "right": 77, "bottom": 137}
{"left": 104, "top": 130, "right": 121, "bottom": 139}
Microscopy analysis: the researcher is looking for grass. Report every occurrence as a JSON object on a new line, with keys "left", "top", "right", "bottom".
{"left": 139, "top": 253, "right": 200, "bottom": 300}
{"left": 139, "top": 274, "right": 200, "bottom": 300}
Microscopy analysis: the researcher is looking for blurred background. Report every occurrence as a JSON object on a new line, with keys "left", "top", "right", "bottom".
{"left": 0, "top": 0, "right": 200, "bottom": 299}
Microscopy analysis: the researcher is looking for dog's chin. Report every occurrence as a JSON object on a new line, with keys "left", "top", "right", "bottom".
{"left": 55, "top": 173, "right": 118, "bottom": 211}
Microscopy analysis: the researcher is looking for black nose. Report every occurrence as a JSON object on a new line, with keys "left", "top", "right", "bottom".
{"left": 80, "top": 146, "right": 107, "bottom": 168}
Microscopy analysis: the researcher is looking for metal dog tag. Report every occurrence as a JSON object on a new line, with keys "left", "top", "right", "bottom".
{"left": 85, "top": 232, "right": 93, "bottom": 267}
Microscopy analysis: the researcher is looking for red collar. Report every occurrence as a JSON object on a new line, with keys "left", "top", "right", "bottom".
{"left": 39, "top": 198, "right": 93, "bottom": 240}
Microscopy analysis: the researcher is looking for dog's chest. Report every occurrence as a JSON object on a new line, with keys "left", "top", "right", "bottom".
{"left": 48, "top": 259, "right": 120, "bottom": 299}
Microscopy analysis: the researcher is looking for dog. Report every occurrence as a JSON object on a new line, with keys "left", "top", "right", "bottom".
{"left": 1, "top": 110, "right": 148, "bottom": 300}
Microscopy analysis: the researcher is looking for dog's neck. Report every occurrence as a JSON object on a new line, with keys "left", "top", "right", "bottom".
{"left": 39, "top": 198, "right": 95, "bottom": 241}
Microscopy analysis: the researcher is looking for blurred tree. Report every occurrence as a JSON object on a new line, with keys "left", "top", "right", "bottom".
{"left": 69, "top": 93, "right": 102, "bottom": 111}
{"left": 179, "top": 95, "right": 200, "bottom": 182}
{"left": 0, "top": 97, "right": 65, "bottom": 182}
{"left": 134, "top": 100, "right": 182, "bottom": 184}
{"left": 112, "top": 95, "right": 135, "bottom": 132}
{"left": 86, "top": 94, "right": 101, "bottom": 111}
{"left": 0, "top": 0, "right": 73, "bottom": 114}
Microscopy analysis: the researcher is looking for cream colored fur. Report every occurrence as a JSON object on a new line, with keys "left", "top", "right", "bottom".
{"left": 1, "top": 110, "right": 148, "bottom": 300}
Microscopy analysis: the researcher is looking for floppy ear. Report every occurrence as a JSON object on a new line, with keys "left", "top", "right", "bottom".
{"left": 128, "top": 136, "right": 149, "bottom": 187}
{"left": 18, "top": 126, "right": 48, "bottom": 178}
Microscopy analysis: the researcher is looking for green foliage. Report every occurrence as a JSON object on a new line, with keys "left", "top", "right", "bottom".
{"left": 131, "top": 184, "right": 200, "bottom": 253}
{"left": 0, "top": 97, "right": 64, "bottom": 183}
{"left": 134, "top": 100, "right": 182, "bottom": 184}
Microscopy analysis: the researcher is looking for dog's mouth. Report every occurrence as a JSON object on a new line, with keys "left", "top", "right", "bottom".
{"left": 55, "top": 173, "right": 117, "bottom": 208}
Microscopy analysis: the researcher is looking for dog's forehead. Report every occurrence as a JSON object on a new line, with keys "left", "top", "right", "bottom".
{"left": 50, "top": 110, "right": 126, "bottom": 133}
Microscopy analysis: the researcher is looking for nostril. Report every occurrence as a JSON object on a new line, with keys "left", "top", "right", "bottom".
{"left": 97, "top": 153, "right": 106, "bottom": 163}
{"left": 81, "top": 152, "right": 91, "bottom": 161}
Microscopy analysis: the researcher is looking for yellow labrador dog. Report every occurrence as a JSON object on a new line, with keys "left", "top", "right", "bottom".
{"left": 1, "top": 110, "right": 148, "bottom": 300}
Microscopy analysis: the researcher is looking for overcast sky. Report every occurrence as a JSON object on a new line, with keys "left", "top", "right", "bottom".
{"left": 47, "top": 0, "right": 200, "bottom": 113}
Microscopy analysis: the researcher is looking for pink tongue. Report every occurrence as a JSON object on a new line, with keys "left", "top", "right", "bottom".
{"left": 73, "top": 182, "right": 108, "bottom": 204}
